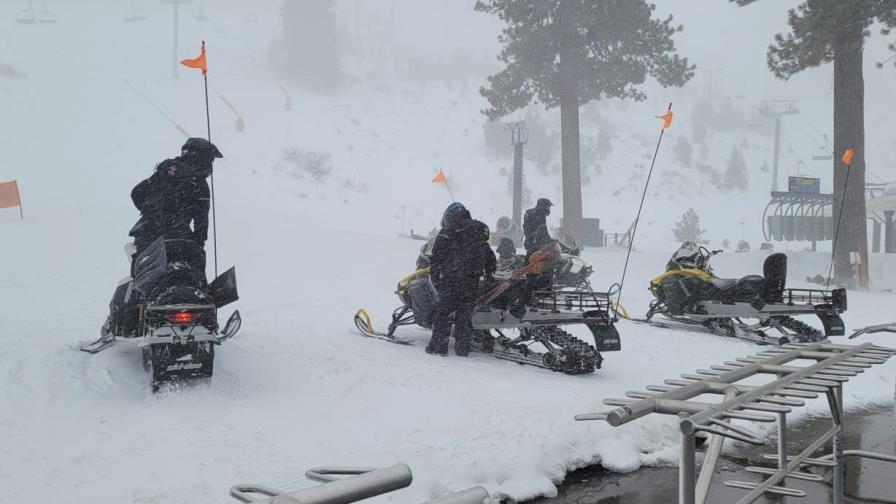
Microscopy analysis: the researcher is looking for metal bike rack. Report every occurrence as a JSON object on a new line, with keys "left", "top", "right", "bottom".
{"left": 576, "top": 336, "right": 896, "bottom": 504}
{"left": 230, "top": 463, "right": 490, "bottom": 504}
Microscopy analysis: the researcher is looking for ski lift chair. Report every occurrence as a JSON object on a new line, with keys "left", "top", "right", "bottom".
{"left": 16, "top": 2, "right": 36, "bottom": 24}
{"left": 37, "top": 2, "right": 56, "bottom": 24}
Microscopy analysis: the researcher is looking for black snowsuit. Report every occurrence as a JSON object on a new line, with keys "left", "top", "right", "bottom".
{"left": 129, "top": 158, "right": 211, "bottom": 256}
{"left": 523, "top": 206, "right": 552, "bottom": 257}
{"left": 428, "top": 216, "right": 496, "bottom": 356}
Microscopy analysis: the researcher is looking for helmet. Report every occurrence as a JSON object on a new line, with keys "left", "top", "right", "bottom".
{"left": 181, "top": 138, "right": 223, "bottom": 161}
{"left": 441, "top": 202, "right": 467, "bottom": 227}
{"left": 671, "top": 242, "right": 701, "bottom": 269}
{"left": 497, "top": 237, "right": 516, "bottom": 257}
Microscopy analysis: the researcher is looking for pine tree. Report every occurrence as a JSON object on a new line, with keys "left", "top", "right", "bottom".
{"left": 724, "top": 145, "right": 748, "bottom": 191}
{"left": 673, "top": 208, "right": 708, "bottom": 244}
{"left": 476, "top": 0, "right": 694, "bottom": 241}
{"left": 731, "top": 0, "right": 896, "bottom": 285}
{"left": 673, "top": 136, "right": 693, "bottom": 168}
{"left": 272, "top": 0, "right": 344, "bottom": 93}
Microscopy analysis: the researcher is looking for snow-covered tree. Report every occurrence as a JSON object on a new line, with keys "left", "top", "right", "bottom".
{"left": 724, "top": 145, "right": 748, "bottom": 191}
{"left": 477, "top": 0, "right": 694, "bottom": 241}
{"left": 673, "top": 136, "right": 693, "bottom": 168}
{"left": 673, "top": 208, "right": 708, "bottom": 244}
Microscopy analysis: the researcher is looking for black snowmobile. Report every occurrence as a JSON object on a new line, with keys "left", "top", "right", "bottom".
{"left": 642, "top": 243, "right": 847, "bottom": 345}
{"left": 355, "top": 243, "right": 621, "bottom": 375}
{"left": 82, "top": 238, "right": 241, "bottom": 392}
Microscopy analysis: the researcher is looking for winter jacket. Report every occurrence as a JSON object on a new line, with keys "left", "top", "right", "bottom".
{"left": 430, "top": 218, "right": 496, "bottom": 297}
{"left": 523, "top": 207, "right": 551, "bottom": 253}
{"left": 129, "top": 158, "right": 211, "bottom": 250}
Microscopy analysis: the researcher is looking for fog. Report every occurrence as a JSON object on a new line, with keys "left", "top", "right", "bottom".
{"left": 2, "top": 2, "right": 895, "bottom": 503}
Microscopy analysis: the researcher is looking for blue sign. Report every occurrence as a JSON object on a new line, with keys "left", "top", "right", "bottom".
{"left": 788, "top": 176, "right": 821, "bottom": 194}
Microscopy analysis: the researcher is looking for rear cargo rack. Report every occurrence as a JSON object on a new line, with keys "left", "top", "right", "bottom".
{"left": 530, "top": 289, "right": 614, "bottom": 314}
{"left": 780, "top": 288, "right": 846, "bottom": 311}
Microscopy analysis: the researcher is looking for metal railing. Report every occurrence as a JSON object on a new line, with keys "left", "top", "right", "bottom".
{"left": 576, "top": 332, "right": 896, "bottom": 504}
{"left": 230, "top": 464, "right": 490, "bottom": 504}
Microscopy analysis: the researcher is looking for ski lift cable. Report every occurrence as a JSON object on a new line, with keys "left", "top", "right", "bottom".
{"left": 795, "top": 113, "right": 828, "bottom": 142}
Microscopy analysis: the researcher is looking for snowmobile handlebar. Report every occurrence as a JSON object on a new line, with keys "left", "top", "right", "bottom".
{"left": 699, "top": 246, "right": 723, "bottom": 259}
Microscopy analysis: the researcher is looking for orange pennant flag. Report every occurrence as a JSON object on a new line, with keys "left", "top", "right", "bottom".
{"left": 841, "top": 146, "right": 855, "bottom": 166}
{"left": 180, "top": 41, "right": 208, "bottom": 76}
{"left": 656, "top": 105, "right": 673, "bottom": 129}
{"left": 432, "top": 170, "right": 446, "bottom": 184}
{"left": 0, "top": 180, "right": 21, "bottom": 209}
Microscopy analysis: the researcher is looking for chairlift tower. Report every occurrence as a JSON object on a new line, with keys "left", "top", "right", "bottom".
{"left": 761, "top": 100, "right": 799, "bottom": 192}
{"left": 507, "top": 122, "right": 528, "bottom": 226}
{"left": 163, "top": 0, "right": 192, "bottom": 78}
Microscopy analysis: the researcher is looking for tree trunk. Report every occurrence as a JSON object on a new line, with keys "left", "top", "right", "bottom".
{"left": 558, "top": 0, "right": 584, "bottom": 243}
{"left": 832, "top": 27, "right": 868, "bottom": 288}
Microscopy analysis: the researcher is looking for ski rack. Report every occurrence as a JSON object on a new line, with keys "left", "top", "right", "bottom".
{"left": 575, "top": 339, "right": 896, "bottom": 504}
{"left": 230, "top": 463, "right": 490, "bottom": 504}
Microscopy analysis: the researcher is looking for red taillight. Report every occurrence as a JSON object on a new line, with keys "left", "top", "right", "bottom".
{"left": 168, "top": 311, "right": 196, "bottom": 324}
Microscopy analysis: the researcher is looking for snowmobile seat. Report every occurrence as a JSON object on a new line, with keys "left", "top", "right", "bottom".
{"left": 710, "top": 275, "right": 766, "bottom": 299}
{"left": 709, "top": 278, "right": 738, "bottom": 291}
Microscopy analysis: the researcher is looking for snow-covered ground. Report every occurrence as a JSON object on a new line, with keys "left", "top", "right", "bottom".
{"left": 1, "top": 2, "right": 895, "bottom": 503}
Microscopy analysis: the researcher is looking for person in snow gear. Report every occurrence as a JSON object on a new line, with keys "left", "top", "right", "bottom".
{"left": 519, "top": 198, "right": 555, "bottom": 307}
{"left": 496, "top": 237, "right": 524, "bottom": 275}
{"left": 427, "top": 203, "right": 496, "bottom": 356}
{"left": 129, "top": 138, "right": 222, "bottom": 267}
{"left": 523, "top": 198, "right": 553, "bottom": 258}
{"left": 107, "top": 138, "right": 223, "bottom": 338}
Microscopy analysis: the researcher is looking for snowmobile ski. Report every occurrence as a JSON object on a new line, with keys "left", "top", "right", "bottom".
{"left": 354, "top": 309, "right": 412, "bottom": 345}
{"left": 81, "top": 321, "right": 116, "bottom": 353}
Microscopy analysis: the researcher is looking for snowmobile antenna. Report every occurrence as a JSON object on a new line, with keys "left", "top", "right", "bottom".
{"left": 826, "top": 145, "right": 854, "bottom": 290}
{"left": 615, "top": 103, "right": 672, "bottom": 313}
{"left": 201, "top": 42, "right": 219, "bottom": 279}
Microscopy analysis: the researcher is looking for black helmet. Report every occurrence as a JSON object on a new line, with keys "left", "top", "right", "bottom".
{"left": 181, "top": 138, "right": 223, "bottom": 160}
{"left": 441, "top": 202, "right": 468, "bottom": 228}
{"left": 497, "top": 237, "right": 516, "bottom": 257}
{"left": 536, "top": 198, "right": 553, "bottom": 209}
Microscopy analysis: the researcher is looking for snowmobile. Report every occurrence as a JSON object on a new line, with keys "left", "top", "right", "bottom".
{"left": 553, "top": 233, "right": 594, "bottom": 292}
{"left": 354, "top": 243, "right": 621, "bottom": 375}
{"left": 641, "top": 243, "right": 847, "bottom": 345}
{"left": 82, "top": 238, "right": 242, "bottom": 392}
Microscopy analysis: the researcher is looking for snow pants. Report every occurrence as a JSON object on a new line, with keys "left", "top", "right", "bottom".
{"left": 428, "top": 288, "right": 474, "bottom": 355}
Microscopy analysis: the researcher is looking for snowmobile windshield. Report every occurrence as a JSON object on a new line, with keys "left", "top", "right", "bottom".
{"left": 669, "top": 242, "right": 704, "bottom": 270}
{"left": 555, "top": 227, "right": 580, "bottom": 255}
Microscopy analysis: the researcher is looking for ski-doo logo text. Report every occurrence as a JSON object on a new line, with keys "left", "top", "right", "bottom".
{"left": 166, "top": 362, "right": 203, "bottom": 371}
